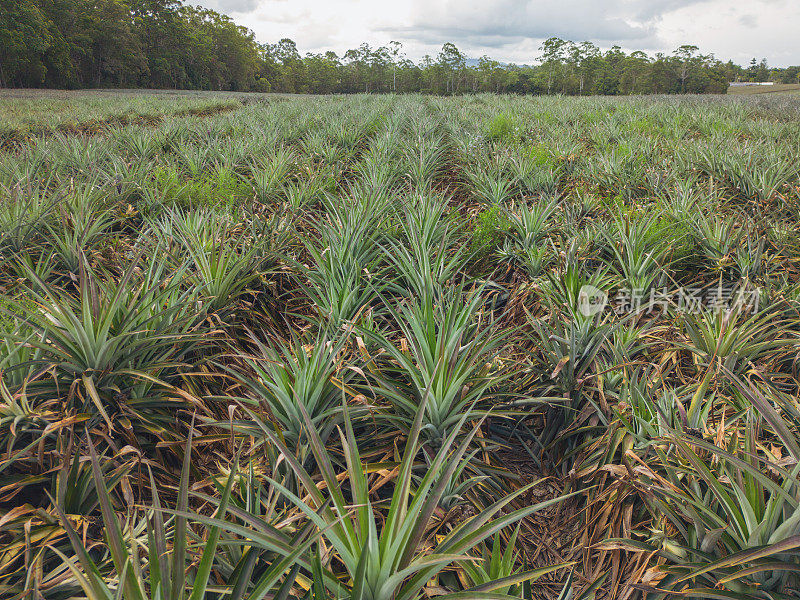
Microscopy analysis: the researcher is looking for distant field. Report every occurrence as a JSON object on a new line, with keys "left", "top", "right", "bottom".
{"left": 728, "top": 83, "right": 800, "bottom": 95}
{"left": 0, "top": 89, "right": 268, "bottom": 141}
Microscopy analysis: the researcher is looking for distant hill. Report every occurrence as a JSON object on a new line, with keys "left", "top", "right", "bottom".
{"left": 464, "top": 58, "right": 533, "bottom": 68}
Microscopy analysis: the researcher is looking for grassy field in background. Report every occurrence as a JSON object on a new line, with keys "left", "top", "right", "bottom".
{"left": 3, "top": 85, "right": 798, "bottom": 137}
{"left": 0, "top": 89, "right": 259, "bottom": 141}
{"left": 728, "top": 82, "right": 800, "bottom": 95}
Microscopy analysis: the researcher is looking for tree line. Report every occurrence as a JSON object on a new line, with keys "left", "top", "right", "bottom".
{"left": 1, "top": 0, "right": 261, "bottom": 90}
{"left": 2, "top": 0, "right": 799, "bottom": 94}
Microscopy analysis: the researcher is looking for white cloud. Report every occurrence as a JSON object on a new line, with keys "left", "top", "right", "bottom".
{"left": 195, "top": 0, "right": 800, "bottom": 66}
{"left": 656, "top": 0, "right": 800, "bottom": 66}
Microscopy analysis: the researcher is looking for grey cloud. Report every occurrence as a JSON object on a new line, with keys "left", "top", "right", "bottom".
{"left": 628, "top": 0, "right": 713, "bottom": 20}
{"left": 381, "top": 0, "right": 716, "bottom": 47}
{"left": 202, "top": 0, "right": 260, "bottom": 13}
{"left": 738, "top": 14, "right": 758, "bottom": 27}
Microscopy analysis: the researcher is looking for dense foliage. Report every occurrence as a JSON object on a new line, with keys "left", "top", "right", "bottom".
{"left": 2, "top": 0, "right": 799, "bottom": 94}
{"left": 0, "top": 0, "right": 261, "bottom": 90}
{"left": 1, "top": 91, "right": 800, "bottom": 599}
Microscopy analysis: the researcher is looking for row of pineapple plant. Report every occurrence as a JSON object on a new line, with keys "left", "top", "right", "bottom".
{"left": 1, "top": 91, "right": 799, "bottom": 599}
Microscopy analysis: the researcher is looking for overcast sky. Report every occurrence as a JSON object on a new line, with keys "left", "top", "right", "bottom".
{"left": 198, "top": 0, "right": 799, "bottom": 67}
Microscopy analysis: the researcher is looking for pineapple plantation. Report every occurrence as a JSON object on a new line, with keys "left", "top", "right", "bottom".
{"left": 1, "top": 91, "right": 800, "bottom": 599}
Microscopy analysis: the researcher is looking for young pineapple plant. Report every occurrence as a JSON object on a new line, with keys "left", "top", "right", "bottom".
{"left": 8, "top": 253, "right": 207, "bottom": 431}
{"left": 249, "top": 146, "right": 296, "bottom": 204}
{"left": 676, "top": 298, "right": 794, "bottom": 379}
{"left": 0, "top": 295, "right": 45, "bottom": 389}
{"left": 689, "top": 213, "right": 731, "bottom": 272}
{"left": 625, "top": 422, "right": 800, "bottom": 597}
{"left": 364, "top": 284, "right": 506, "bottom": 448}
{"left": 382, "top": 194, "right": 467, "bottom": 302}
{"left": 51, "top": 429, "right": 317, "bottom": 600}
{"left": 226, "top": 332, "right": 351, "bottom": 460}
{"left": 0, "top": 180, "right": 53, "bottom": 255}
{"left": 402, "top": 134, "right": 450, "bottom": 192}
{"left": 510, "top": 150, "right": 562, "bottom": 197}
{"left": 465, "top": 164, "right": 518, "bottom": 206}
{"left": 498, "top": 197, "right": 558, "bottom": 277}
{"left": 292, "top": 198, "right": 388, "bottom": 329}
{"left": 44, "top": 203, "right": 116, "bottom": 275}
{"left": 247, "top": 400, "right": 574, "bottom": 600}
{"left": 601, "top": 209, "right": 673, "bottom": 301}
{"left": 172, "top": 213, "right": 261, "bottom": 316}
{"left": 523, "top": 309, "right": 616, "bottom": 454}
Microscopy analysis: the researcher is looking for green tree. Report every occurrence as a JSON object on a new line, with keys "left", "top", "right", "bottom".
{"left": 539, "top": 36, "right": 567, "bottom": 94}
{"left": 620, "top": 50, "right": 651, "bottom": 94}
{"left": 388, "top": 40, "right": 403, "bottom": 91}
{"left": 478, "top": 55, "right": 508, "bottom": 93}
{"left": 674, "top": 44, "right": 700, "bottom": 93}
{"left": 83, "top": 0, "right": 147, "bottom": 87}
{"left": 0, "top": 0, "right": 52, "bottom": 86}
{"left": 304, "top": 51, "right": 340, "bottom": 93}
{"left": 437, "top": 42, "right": 466, "bottom": 94}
